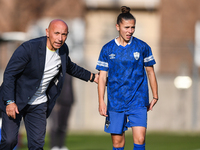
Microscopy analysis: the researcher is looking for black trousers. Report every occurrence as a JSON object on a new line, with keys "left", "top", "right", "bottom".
{"left": 49, "top": 104, "right": 72, "bottom": 148}
{"left": 0, "top": 102, "right": 47, "bottom": 150}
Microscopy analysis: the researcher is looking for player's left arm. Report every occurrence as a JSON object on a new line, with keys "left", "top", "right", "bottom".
{"left": 145, "top": 65, "right": 158, "bottom": 111}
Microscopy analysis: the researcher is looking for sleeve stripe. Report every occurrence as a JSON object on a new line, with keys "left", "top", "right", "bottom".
{"left": 144, "top": 55, "right": 154, "bottom": 63}
{"left": 97, "top": 61, "right": 108, "bottom": 68}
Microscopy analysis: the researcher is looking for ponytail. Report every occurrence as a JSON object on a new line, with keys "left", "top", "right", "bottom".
{"left": 117, "top": 6, "right": 136, "bottom": 24}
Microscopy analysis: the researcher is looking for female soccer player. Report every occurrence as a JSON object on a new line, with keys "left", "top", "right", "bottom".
{"left": 96, "top": 6, "right": 158, "bottom": 150}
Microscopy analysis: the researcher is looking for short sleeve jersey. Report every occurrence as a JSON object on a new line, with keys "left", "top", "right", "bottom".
{"left": 96, "top": 36, "right": 156, "bottom": 112}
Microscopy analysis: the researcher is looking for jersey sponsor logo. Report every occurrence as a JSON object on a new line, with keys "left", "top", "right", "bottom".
{"left": 109, "top": 54, "right": 115, "bottom": 59}
{"left": 97, "top": 61, "right": 108, "bottom": 68}
{"left": 144, "top": 55, "right": 154, "bottom": 62}
{"left": 133, "top": 52, "right": 140, "bottom": 60}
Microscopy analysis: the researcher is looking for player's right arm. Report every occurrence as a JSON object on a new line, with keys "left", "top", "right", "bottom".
{"left": 98, "top": 70, "right": 108, "bottom": 117}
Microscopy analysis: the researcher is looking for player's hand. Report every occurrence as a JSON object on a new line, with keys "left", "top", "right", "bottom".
{"left": 6, "top": 103, "right": 19, "bottom": 119}
{"left": 147, "top": 98, "right": 158, "bottom": 111}
{"left": 99, "top": 101, "right": 108, "bottom": 117}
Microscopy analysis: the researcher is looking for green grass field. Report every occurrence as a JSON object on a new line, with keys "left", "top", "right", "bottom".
{"left": 18, "top": 131, "right": 200, "bottom": 150}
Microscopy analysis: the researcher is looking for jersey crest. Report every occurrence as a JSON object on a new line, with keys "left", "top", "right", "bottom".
{"left": 105, "top": 120, "right": 110, "bottom": 128}
{"left": 133, "top": 52, "right": 140, "bottom": 60}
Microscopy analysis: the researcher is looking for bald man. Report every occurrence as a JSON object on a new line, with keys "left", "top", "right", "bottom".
{"left": 0, "top": 19, "right": 98, "bottom": 150}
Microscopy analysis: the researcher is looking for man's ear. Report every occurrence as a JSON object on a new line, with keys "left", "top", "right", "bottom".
{"left": 46, "top": 28, "right": 49, "bottom": 38}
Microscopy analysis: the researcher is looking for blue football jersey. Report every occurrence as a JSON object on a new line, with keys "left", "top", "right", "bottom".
{"left": 96, "top": 36, "right": 156, "bottom": 112}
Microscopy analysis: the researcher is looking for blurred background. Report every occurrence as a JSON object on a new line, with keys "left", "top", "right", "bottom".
{"left": 0, "top": 0, "right": 200, "bottom": 142}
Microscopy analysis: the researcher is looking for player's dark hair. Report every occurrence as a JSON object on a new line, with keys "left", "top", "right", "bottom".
{"left": 117, "top": 6, "right": 136, "bottom": 25}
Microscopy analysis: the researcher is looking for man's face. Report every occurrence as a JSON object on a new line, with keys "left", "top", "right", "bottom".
{"left": 46, "top": 20, "right": 68, "bottom": 51}
{"left": 116, "top": 19, "right": 135, "bottom": 43}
